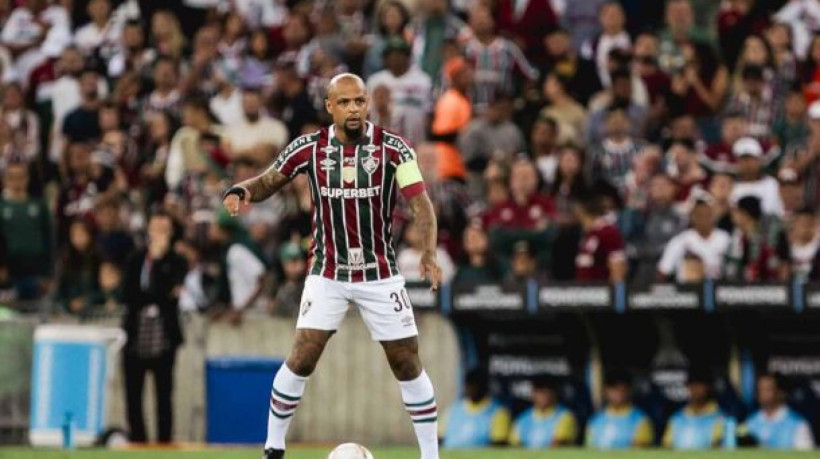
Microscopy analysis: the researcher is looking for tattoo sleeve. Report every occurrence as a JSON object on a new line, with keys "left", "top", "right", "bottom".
{"left": 237, "top": 165, "right": 291, "bottom": 203}
{"left": 408, "top": 192, "right": 438, "bottom": 255}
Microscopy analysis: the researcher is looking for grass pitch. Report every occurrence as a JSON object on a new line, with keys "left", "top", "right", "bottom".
{"left": 1, "top": 447, "right": 819, "bottom": 459}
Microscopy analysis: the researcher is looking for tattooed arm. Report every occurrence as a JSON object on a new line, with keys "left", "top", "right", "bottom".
{"left": 223, "top": 166, "right": 291, "bottom": 216}
{"left": 408, "top": 191, "right": 442, "bottom": 290}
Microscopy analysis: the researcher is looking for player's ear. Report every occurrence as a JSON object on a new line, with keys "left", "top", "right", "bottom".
{"left": 325, "top": 97, "right": 332, "bottom": 115}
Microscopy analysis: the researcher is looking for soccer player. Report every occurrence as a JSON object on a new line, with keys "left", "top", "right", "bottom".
{"left": 222, "top": 74, "right": 443, "bottom": 459}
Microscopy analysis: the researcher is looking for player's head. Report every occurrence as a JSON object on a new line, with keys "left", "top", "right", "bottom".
{"left": 531, "top": 376, "right": 559, "bottom": 410}
{"left": 325, "top": 73, "right": 368, "bottom": 140}
{"left": 464, "top": 368, "right": 490, "bottom": 403}
{"left": 603, "top": 369, "right": 633, "bottom": 408}
{"left": 757, "top": 373, "right": 788, "bottom": 410}
{"left": 686, "top": 367, "right": 713, "bottom": 405}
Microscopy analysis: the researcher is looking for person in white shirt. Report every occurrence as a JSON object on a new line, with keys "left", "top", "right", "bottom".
{"left": 775, "top": 0, "right": 820, "bottom": 59}
{"left": 231, "top": 0, "right": 289, "bottom": 30}
{"left": 730, "top": 137, "right": 785, "bottom": 217}
{"left": 366, "top": 38, "right": 432, "bottom": 147}
{"left": 1, "top": 0, "right": 71, "bottom": 84}
{"left": 222, "top": 87, "right": 289, "bottom": 165}
{"left": 658, "top": 194, "right": 731, "bottom": 282}
{"left": 74, "top": 0, "right": 117, "bottom": 55}
{"left": 581, "top": 1, "right": 631, "bottom": 87}
{"left": 398, "top": 219, "right": 456, "bottom": 284}
{"left": 788, "top": 207, "right": 820, "bottom": 282}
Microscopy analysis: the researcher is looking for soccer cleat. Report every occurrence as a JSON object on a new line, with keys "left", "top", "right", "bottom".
{"left": 263, "top": 448, "right": 285, "bottom": 459}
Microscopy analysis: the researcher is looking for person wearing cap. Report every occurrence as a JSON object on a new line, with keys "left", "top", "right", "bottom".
{"left": 657, "top": 193, "right": 731, "bottom": 282}
{"left": 442, "top": 368, "right": 511, "bottom": 448}
{"left": 510, "top": 376, "right": 578, "bottom": 448}
{"left": 430, "top": 55, "right": 473, "bottom": 181}
{"left": 741, "top": 373, "right": 815, "bottom": 450}
{"left": 208, "top": 209, "right": 268, "bottom": 324}
{"left": 222, "top": 85, "right": 289, "bottom": 165}
{"left": 663, "top": 368, "right": 727, "bottom": 449}
{"left": 586, "top": 369, "right": 653, "bottom": 449}
{"left": 725, "top": 195, "right": 790, "bottom": 282}
{"left": 365, "top": 37, "right": 432, "bottom": 147}
{"left": 269, "top": 242, "right": 307, "bottom": 317}
{"left": 724, "top": 64, "right": 776, "bottom": 139}
{"left": 730, "top": 137, "right": 785, "bottom": 218}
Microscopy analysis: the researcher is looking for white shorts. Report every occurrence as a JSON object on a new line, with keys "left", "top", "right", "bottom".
{"left": 296, "top": 275, "right": 418, "bottom": 341}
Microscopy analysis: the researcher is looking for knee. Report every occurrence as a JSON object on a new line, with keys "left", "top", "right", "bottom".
{"left": 286, "top": 344, "right": 323, "bottom": 377}
{"left": 389, "top": 352, "right": 422, "bottom": 381}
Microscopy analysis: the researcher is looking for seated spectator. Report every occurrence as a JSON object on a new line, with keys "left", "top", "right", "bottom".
{"left": 581, "top": 1, "right": 632, "bottom": 87}
{"left": 529, "top": 116, "right": 561, "bottom": 188}
{"left": 630, "top": 173, "right": 688, "bottom": 284}
{"left": 397, "top": 220, "right": 455, "bottom": 285}
{"left": 62, "top": 69, "right": 103, "bottom": 145}
{"left": 778, "top": 168, "right": 807, "bottom": 224}
{"left": 458, "top": 92, "right": 526, "bottom": 174}
{"left": 430, "top": 56, "right": 473, "bottom": 181}
{"left": 781, "top": 101, "right": 820, "bottom": 207}
{"left": 1, "top": 82, "right": 39, "bottom": 161}
{"left": 165, "top": 97, "right": 228, "bottom": 191}
{"left": 510, "top": 376, "right": 578, "bottom": 448}
{"left": 505, "top": 240, "right": 540, "bottom": 284}
{"left": 94, "top": 197, "right": 134, "bottom": 264}
{"left": 89, "top": 260, "right": 123, "bottom": 315}
{"left": 269, "top": 63, "right": 318, "bottom": 140}
{"left": 701, "top": 111, "right": 749, "bottom": 173}
{"left": 57, "top": 141, "right": 115, "bottom": 243}
{"left": 708, "top": 171, "right": 735, "bottom": 232}
{"left": 452, "top": 223, "right": 504, "bottom": 285}
{"left": 1, "top": 0, "right": 71, "bottom": 83}
{"left": 789, "top": 207, "right": 820, "bottom": 282}
{"left": 679, "top": 252, "right": 707, "bottom": 283}
{"left": 550, "top": 145, "right": 589, "bottom": 225}
{"left": 632, "top": 32, "right": 671, "bottom": 110}
{"left": 540, "top": 74, "right": 587, "bottom": 148}
{"left": 587, "top": 69, "right": 648, "bottom": 145}
{"left": 222, "top": 87, "right": 289, "bottom": 165}
{"left": 667, "top": 42, "right": 729, "bottom": 138}
{"left": 540, "top": 27, "right": 602, "bottom": 106}
{"left": 742, "top": 373, "right": 816, "bottom": 450}
{"left": 269, "top": 242, "right": 306, "bottom": 318}
{"left": 107, "top": 19, "right": 156, "bottom": 79}
{"left": 773, "top": 88, "right": 809, "bottom": 152}
{"left": 731, "top": 137, "right": 784, "bottom": 217}
{"left": 658, "top": 195, "right": 731, "bottom": 282}
{"left": 586, "top": 370, "right": 653, "bottom": 449}
{"left": 0, "top": 161, "right": 52, "bottom": 300}
{"left": 586, "top": 107, "right": 647, "bottom": 194}
{"left": 724, "top": 65, "right": 775, "bottom": 140}
{"left": 624, "top": 146, "right": 663, "bottom": 211}
{"left": 442, "top": 369, "right": 511, "bottom": 448}
{"left": 573, "top": 194, "right": 627, "bottom": 283}
{"left": 665, "top": 138, "right": 707, "bottom": 201}
{"left": 725, "top": 196, "right": 790, "bottom": 282}
{"left": 663, "top": 368, "right": 726, "bottom": 449}
{"left": 56, "top": 218, "right": 101, "bottom": 316}
{"left": 208, "top": 211, "right": 267, "bottom": 325}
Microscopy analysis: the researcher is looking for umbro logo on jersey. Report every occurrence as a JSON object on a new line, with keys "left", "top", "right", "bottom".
{"left": 320, "top": 158, "right": 336, "bottom": 171}
{"left": 362, "top": 145, "right": 378, "bottom": 153}
{"left": 321, "top": 146, "right": 337, "bottom": 155}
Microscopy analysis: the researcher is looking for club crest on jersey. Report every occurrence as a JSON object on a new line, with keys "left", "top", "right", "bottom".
{"left": 361, "top": 155, "right": 379, "bottom": 174}
{"left": 319, "top": 158, "right": 336, "bottom": 171}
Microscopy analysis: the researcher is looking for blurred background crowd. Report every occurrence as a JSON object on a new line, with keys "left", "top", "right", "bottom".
{"left": 0, "top": 0, "right": 818, "bottom": 319}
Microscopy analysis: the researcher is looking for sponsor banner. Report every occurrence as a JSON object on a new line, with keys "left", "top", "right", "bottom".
{"left": 712, "top": 283, "right": 791, "bottom": 311}
{"left": 803, "top": 283, "right": 820, "bottom": 313}
{"left": 627, "top": 284, "right": 702, "bottom": 311}
{"left": 404, "top": 282, "right": 438, "bottom": 310}
{"left": 538, "top": 282, "right": 613, "bottom": 311}
{"left": 451, "top": 283, "right": 526, "bottom": 312}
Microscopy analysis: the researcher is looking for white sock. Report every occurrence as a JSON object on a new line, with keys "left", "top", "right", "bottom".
{"left": 265, "top": 364, "right": 307, "bottom": 450}
{"left": 399, "top": 370, "right": 439, "bottom": 459}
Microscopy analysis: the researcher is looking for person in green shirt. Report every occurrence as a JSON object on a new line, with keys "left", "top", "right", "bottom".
{"left": 0, "top": 162, "right": 53, "bottom": 300}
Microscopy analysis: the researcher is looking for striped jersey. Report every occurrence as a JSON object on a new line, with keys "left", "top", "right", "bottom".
{"left": 270, "top": 121, "right": 426, "bottom": 282}
{"left": 464, "top": 36, "right": 538, "bottom": 112}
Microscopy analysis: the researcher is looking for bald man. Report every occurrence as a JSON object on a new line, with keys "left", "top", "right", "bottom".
{"left": 223, "top": 74, "right": 443, "bottom": 459}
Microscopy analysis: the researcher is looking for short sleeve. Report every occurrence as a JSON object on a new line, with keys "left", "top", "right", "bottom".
{"left": 554, "top": 411, "right": 578, "bottom": 444}
{"left": 658, "top": 234, "right": 684, "bottom": 276}
{"left": 270, "top": 134, "right": 314, "bottom": 178}
{"left": 633, "top": 416, "right": 654, "bottom": 447}
{"left": 490, "top": 407, "right": 512, "bottom": 444}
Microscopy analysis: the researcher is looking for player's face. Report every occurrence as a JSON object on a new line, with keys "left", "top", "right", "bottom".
{"left": 326, "top": 79, "right": 369, "bottom": 138}
{"left": 532, "top": 388, "right": 556, "bottom": 410}
{"left": 757, "top": 377, "right": 780, "bottom": 408}
{"left": 687, "top": 382, "right": 709, "bottom": 404}
{"left": 604, "top": 384, "right": 630, "bottom": 406}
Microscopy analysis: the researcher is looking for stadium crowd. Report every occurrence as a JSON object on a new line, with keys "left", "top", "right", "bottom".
{"left": 1, "top": 0, "right": 820, "bottom": 449}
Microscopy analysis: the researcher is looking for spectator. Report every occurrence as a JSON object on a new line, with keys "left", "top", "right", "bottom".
{"left": 779, "top": 169, "right": 807, "bottom": 223}
{"left": 587, "top": 69, "right": 648, "bottom": 145}
{"left": 774, "top": 0, "right": 820, "bottom": 59}
{"left": 773, "top": 88, "right": 809, "bottom": 153}
{"left": 658, "top": 195, "right": 732, "bottom": 282}
{"left": 452, "top": 223, "right": 504, "bottom": 285}
{"left": 242, "top": 29, "right": 275, "bottom": 89}
{"left": 232, "top": 0, "right": 288, "bottom": 31}
{"left": 662, "top": 368, "right": 726, "bottom": 450}
{"left": 562, "top": 0, "right": 609, "bottom": 51}
{"left": 586, "top": 370, "right": 653, "bottom": 449}
{"left": 717, "top": 0, "right": 766, "bottom": 72}
{"left": 632, "top": 32, "right": 671, "bottom": 113}
{"left": 724, "top": 65, "right": 776, "bottom": 139}
{"left": 529, "top": 116, "right": 561, "bottom": 187}
{"left": 495, "top": 0, "right": 557, "bottom": 62}
{"left": 222, "top": 87, "right": 289, "bottom": 165}
{"left": 725, "top": 196, "right": 790, "bottom": 282}
{"left": 442, "top": 368, "right": 511, "bottom": 448}
{"left": 742, "top": 373, "right": 816, "bottom": 450}
{"left": 411, "top": 0, "right": 470, "bottom": 84}
{"left": 782, "top": 101, "right": 820, "bottom": 208}
{"left": 540, "top": 74, "right": 587, "bottom": 148}
{"left": 94, "top": 197, "right": 134, "bottom": 264}
{"left": 0, "top": 0, "right": 71, "bottom": 84}
{"left": 107, "top": 19, "right": 156, "bottom": 79}
{"left": 541, "top": 27, "right": 602, "bottom": 106}
{"left": 464, "top": 5, "right": 538, "bottom": 113}
{"left": 269, "top": 242, "right": 306, "bottom": 318}
{"left": 89, "top": 260, "right": 123, "bottom": 315}
{"left": 730, "top": 137, "right": 784, "bottom": 217}
{"left": 270, "top": 63, "right": 318, "bottom": 140}
{"left": 0, "top": 161, "right": 52, "bottom": 300}
{"left": 510, "top": 376, "right": 578, "bottom": 448}
{"left": 209, "top": 210, "right": 267, "bottom": 325}
{"left": 73, "top": 0, "right": 119, "bottom": 57}
{"left": 366, "top": 38, "right": 432, "bottom": 146}
{"left": 625, "top": 146, "right": 663, "bottom": 211}
{"left": 165, "top": 97, "right": 226, "bottom": 191}
{"left": 398, "top": 219, "right": 456, "bottom": 285}
{"left": 209, "top": 69, "right": 245, "bottom": 128}
{"left": 550, "top": 145, "right": 589, "bottom": 225}
{"left": 506, "top": 240, "right": 540, "bottom": 284}
{"left": 581, "top": 1, "right": 632, "bottom": 87}
{"left": 701, "top": 111, "right": 748, "bottom": 172}
{"left": 56, "top": 218, "right": 100, "bottom": 316}
{"left": 1, "top": 82, "right": 39, "bottom": 160}
{"left": 363, "top": 1, "right": 412, "bottom": 79}
{"left": 430, "top": 56, "right": 473, "bottom": 181}
{"left": 668, "top": 42, "right": 729, "bottom": 138}
{"left": 791, "top": 206, "right": 820, "bottom": 283}
{"left": 458, "top": 93, "right": 526, "bottom": 174}
{"left": 665, "top": 138, "right": 707, "bottom": 201}
{"left": 150, "top": 10, "right": 185, "bottom": 60}
{"left": 57, "top": 141, "right": 114, "bottom": 241}
{"left": 122, "top": 211, "right": 187, "bottom": 444}
{"left": 586, "top": 107, "right": 647, "bottom": 193}
{"left": 631, "top": 173, "right": 688, "bottom": 284}
{"left": 62, "top": 69, "right": 103, "bottom": 145}
{"left": 708, "top": 171, "right": 735, "bottom": 232}
{"left": 573, "top": 194, "right": 627, "bottom": 283}
{"left": 658, "top": 0, "right": 711, "bottom": 75}
{"left": 145, "top": 58, "right": 182, "bottom": 119}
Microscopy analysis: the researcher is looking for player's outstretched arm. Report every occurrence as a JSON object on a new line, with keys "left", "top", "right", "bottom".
{"left": 222, "top": 167, "right": 291, "bottom": 217}
{"left": 408, "top": 191, "right": 442, "bottom": 291}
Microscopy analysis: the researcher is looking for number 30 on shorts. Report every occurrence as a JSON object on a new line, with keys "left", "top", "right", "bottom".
{"left": 390, "top": 289, "right": 412, "bottom": 312}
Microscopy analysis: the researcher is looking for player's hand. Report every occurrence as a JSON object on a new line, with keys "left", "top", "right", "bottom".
{"left": 222, "top": 189, "right": 250, "bottom": 217}
{"left": 420, "top": 251, "right": 442, "bottom": 292}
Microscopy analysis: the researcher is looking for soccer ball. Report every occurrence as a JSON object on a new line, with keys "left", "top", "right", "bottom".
{"left": 327, "top": 443, "right": 374, "bottom": 459}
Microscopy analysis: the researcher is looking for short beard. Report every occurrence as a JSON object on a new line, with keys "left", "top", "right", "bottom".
{"left": 246, "top": 112, "right": 260, "bottom": 122}
{"left": 343, "top": 124, "right": 363, "bottom": 140}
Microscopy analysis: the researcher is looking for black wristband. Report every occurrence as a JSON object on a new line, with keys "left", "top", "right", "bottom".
{"left": 223, "top": 185, "right": 248, "bottom": 202}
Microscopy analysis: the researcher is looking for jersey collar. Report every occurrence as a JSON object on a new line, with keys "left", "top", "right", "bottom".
{"left": 328, "top": 121, "right": 374, "bottom": 147}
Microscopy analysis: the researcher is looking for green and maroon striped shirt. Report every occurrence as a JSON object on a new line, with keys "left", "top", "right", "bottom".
{"left": 271, "top": 122, "right": 425, "bottom": 282}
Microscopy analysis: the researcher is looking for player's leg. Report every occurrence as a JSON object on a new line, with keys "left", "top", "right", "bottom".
{"left": 265, "top": 275, "right": 349, "bottom": 456}
{"left": 355, "top": 278, "right": 439, "bottom": 459}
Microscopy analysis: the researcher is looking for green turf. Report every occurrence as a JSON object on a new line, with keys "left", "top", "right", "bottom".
{"left": 1, "top": 448, "right": 819, "bottom": 459}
